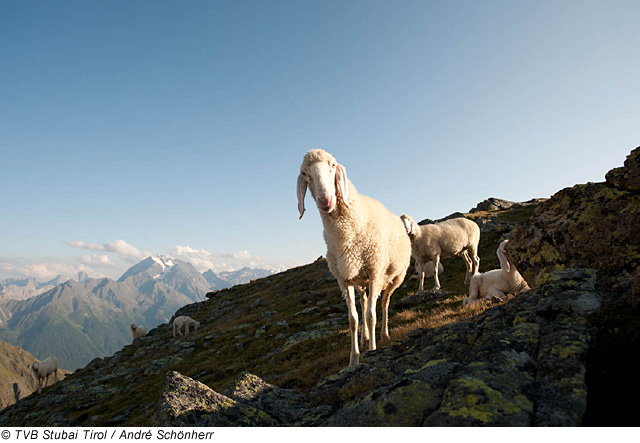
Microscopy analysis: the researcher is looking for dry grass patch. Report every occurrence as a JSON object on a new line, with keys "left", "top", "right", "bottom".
{"left": 389, "top": 296, "right": 491, "bottom": 343}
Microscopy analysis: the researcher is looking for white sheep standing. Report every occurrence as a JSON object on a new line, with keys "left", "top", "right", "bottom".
{"left": 298, "top": 149, "right": 411, "bottom": 366}
{"left": 400, "top": 214, "right": 480, "bottom": 293}
{"left": 131, "top": 323, "right": 146, "bottom": 341}
{"left": 31, "top": 356, "right": 58, "bottom": 394}
{"left": 463, "top": 239, "right": 530, "bottom": 305}
{"left": 173, "top": 316, "right": 201, "bottom": 338}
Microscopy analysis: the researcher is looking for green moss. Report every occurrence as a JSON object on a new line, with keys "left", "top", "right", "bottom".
{"left": 374, "top": 380, "right": 438, "bottom": 426}
{"left": 404, "top": 358, "right": 448, "bottom": 375}
{"left": 441, "top": 377, "right": 532, "bottom": 424}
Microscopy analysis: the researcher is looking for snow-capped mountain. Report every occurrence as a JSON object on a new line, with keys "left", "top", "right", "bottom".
{"left": 203, "top": 267, "right": 276, "bottom": 290}
{"left": 0, "top": 255, "right": 277, "bottom": 370}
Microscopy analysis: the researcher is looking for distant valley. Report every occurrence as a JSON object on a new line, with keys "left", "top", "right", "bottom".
{"left": 0, "top": 257, "right": 275, "bottom": 370}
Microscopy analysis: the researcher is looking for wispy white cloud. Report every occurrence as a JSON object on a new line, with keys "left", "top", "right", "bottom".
{"left": 0, "top": 258, "right": 95, "bottom": 281}
{"left": 77, "top": 254, "right": 116, "bottom": 267}
{"left": 68, "top": 239, "right": 151, "bottom": 262}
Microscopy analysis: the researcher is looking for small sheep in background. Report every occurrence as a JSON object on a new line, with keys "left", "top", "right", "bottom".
{"left": 173, "top": 316, "right": 201, "bottom": 338}
{"left": 298, "top": 149, "right": 411, "bottom": 366}
{"left": 400, "top": 214, "right": 480, "bottom": 293}
{"left": 409, "top": 260, "right": 444, "bottom": 280}
{"left": 463, "top": 239, "right": 530, "bottom": 305}
{"left": 131, "top": 323, "right": 146, "bottom": 341}
{"left": 31, "top": 356, "right": 58, "bottom": 394}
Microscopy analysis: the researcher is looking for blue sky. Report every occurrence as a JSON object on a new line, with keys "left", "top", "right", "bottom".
{"left": 1, "top": 0, "right": 639, "bottom": 280}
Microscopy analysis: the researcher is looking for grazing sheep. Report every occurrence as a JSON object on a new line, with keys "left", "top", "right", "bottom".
{"left": 400, "top": 214, "right": 480, "bottom": 293}
{"left": 463, "top": 239, "right": 530, "bottom": 305}
{"left": 173, "top": 316, "right": 201, "bottom": 338}
{"left": 298, "top": 149, "right": 411, "bottom": 366}
{"left": 131, "top": 323, "right": 146, "bottom": 341}
{"left": 31, "top": 357, "right": 58, "bottom": 394}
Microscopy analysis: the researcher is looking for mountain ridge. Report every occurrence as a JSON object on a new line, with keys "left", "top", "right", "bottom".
{"left": 0, "top": 257, "right": 276, "bottom": 370}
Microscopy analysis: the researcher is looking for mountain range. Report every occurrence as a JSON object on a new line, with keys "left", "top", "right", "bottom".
{"left": 0, "top": 272, "right": 88, "bottom": 301}
{"left": 0, "top": 257, "right": 275, "bottom": 371}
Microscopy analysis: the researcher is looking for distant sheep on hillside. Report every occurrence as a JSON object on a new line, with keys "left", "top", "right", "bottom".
{"left": 31, "top": 356, "right": 58, "bottom": 394}
{"left": 173, "top": 316, "right": 201, "bottom": 338}
{"left": 131, "top": 323, "right": 146, "bottom": 341}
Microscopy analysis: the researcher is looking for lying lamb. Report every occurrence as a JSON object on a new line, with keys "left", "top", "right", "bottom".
{"left": 173, "top": 316, "right": 201, "bottom": 338}
{"left": 400, "top": 214, "right": 480, "bottom": 292}
{"left": 31, "top": 356, "right": 58, "bottom": 394}
{"left": 463, "top": 239, "right": 530, "bottom": 305}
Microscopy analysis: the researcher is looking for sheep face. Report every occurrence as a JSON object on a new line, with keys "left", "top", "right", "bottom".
{"left": 298, "top": 149, "right": 349, "bottom": 218}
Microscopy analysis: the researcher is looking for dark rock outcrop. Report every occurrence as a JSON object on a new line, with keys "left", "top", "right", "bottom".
{"left": 508, "top": 146, "right": 640, "bottom": 299}
{"left": 470, "top": 198, "right": 546, "bottom": 213}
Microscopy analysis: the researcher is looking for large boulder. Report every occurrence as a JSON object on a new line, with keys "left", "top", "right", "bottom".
{"left": 154, "top": 371, "right": 276, "bottom": 426}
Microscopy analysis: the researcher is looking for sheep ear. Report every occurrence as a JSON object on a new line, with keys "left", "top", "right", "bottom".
{"left": 497, "top": 241, "right": 510, "bottom": 272}
{"left": 335, "top": 163, "right": 350, "bottom": 207}
{"left": 400, "top": 215, "right": 415, "bottom": 236}
{"left": 297, "top": 173, "right": 307, "bottom": 219}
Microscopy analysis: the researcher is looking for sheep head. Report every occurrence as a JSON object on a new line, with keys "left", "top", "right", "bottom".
{"left": 31, "top": 362, "right": 40, "bottom": 374}
{"left": 497, "top": 239, "right": 511, "bottom": 273}
{"left": 298, "top": 149, "right": 350, "bottom": 219}
{"left": 131, "top": 323, "right": 136, "bottom": 331}
{"left": 400, "top": 214, "right": 417, "bottom": 236}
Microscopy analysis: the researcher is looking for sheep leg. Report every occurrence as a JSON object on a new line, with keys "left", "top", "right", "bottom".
{"left": 380, "top": 275, "right": 403, "bottom": 342}
{"left": 432, "top": 255, "right": 442, "bottom": 291}
{"left": 357, "top": 286, "right": 369, "bottom": 348}
{"left": 417, "top": 262, "right": 426, "bottom": 294}
{"left": 462, "top": 250, "right": 473, "bottom": 285}
{"left": 487, "top": 288, "right": 506, "bottom": 302}
{"left": 470, "top": 246, "right": 480, "bottom": 278}
{"left": 366, "top": 278, "right": 383, "bottom": 351}
{"left": 464, "top": 276, "right": 481, "bottom": 306}
{"left": 343, "top": 284, "right": 360, "bottom": 366}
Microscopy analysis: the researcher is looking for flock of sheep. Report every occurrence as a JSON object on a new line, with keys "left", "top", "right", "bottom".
{"left": 29, "top": 315, "right": 201, "bottom": 395}
{"left": 297, "top": 149, "right": 530, "bottom": 366}
{"left": 28, "top": 148, "right": 530, "bottom": 394}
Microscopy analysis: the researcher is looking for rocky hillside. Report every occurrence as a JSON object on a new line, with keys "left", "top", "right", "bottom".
{"left": 1, "top": 146, "right": 638, "bottom": 426}
{"left": 0, "top": 341, "right": 69, "bottom": 410}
